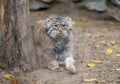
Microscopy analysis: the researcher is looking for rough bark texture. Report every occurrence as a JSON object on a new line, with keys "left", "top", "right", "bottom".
{"left": 0, "top": 0, "right": 38, "bottom": 71}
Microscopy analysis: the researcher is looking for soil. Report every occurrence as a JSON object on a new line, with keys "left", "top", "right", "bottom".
{"left": 1, "top": 0, "right": 120, "bottom": 84}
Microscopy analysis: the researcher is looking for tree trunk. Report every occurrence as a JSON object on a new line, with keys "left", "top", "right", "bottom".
{"left": 0, "top": 0, "right": 38, "bottom": 71}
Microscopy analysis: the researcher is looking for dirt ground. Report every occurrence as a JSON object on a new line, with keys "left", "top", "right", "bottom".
{"left": 28, "top": 0, "right": 120, "bottom": 84}
{"left": 1, "top": 0, "right": 120, "bottom": 84}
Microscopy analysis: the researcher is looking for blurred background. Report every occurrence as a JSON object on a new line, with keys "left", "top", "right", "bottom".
{"left": 28, "top": 0, "right": 120, "bottom": 84}
{"left": 30, "top": 0, "right": 120, "bottom": 22}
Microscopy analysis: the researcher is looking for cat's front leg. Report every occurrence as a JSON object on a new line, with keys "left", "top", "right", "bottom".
{"left": 65, "top": 56, "right": 76, "bottom": 74}
{"left": 64, "top": 37, "right": 76, "bottom": 74}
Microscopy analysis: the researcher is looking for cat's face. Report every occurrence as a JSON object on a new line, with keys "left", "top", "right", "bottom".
{"left": 44, "top": 16, "right": 72, "bottom": 39}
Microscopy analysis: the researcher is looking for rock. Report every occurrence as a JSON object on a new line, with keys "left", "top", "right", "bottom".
{"left": 111, "top": 0, "right": 120, "bottom": 6}
{"left": 41, "top": 0, "right": 54, "bottom": 4}
{"left": 76, "top": 0, "right": 120, "bottom": 21}
{"left": 84, "top": 0, "right": 108, "bottom": 12}
{"left": 107, "top": 7, "right": 120, "bottom": 22}
{"left": 29, "top": 0, "right": 50, "bottom": 11}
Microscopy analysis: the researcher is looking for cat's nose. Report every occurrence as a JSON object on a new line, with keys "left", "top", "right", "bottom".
{"left": 59, "top": 29, "right": 62, "bottom": 32}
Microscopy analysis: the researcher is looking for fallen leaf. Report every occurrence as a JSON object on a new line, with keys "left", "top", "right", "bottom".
{"left": 71, "top": 21, "right": 76, "bottom": 26}
{"left": 3, "top": 74, "right": 13, "bottom": 79}
{"left": 110, "top": 40, "right": 116, "bottom": 45}
{"left": 100, "top": 40, "right": 106, "bottom": 44}
{"left": 106, "top": 48, "right": 113, "bottom": 55}
{"left": 82, "top": 17, "right": 88, "bottom": 22}
{"left": 83, "top": 78, "right": 96, "bottom": 83}
{"left": 110, "top": 69, "right": 120, "bottom": 71}
{"left": 90, "top": 60, "right": 102, "bottom": 64}
{"left": 87, "top": 63, "right": 95, "bottom": 67}
{"left": 116, "top": 53, "right": 120, "bottom": 57}
{"left": 113, "top": 23, "right": 120, "bottom": 27}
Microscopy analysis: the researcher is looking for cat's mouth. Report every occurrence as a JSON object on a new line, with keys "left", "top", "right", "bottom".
{"left": 56, "top": 33, "right": 64, "bottom": 38}
{"left": 58, "top": 32, "right": 63, "bottom": 35}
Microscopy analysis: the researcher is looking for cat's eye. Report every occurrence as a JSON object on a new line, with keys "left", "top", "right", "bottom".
{"left": 53, "top": 25, "right": 58, "bottom": 27}
{"left": 62, "top": 24, "right": 66, "bottom": 27}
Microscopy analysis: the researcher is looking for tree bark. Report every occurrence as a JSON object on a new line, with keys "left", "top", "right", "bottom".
{"left": 0, "top": 0, "right": 38, "bottom": 71}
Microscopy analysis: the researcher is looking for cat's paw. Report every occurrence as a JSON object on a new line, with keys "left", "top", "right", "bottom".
{"left": 48, "top": 60, "right": 64, "bottom": 72}
{"left": 53, "top": 66, "right": 64, "bottom": 72}
{"left": 66, "top": 65, "right": 76, "bottom": 74}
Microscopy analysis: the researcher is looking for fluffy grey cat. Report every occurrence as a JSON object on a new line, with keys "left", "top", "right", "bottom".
{"left": 44, "top": 16, "right": 76, "bottom": 74}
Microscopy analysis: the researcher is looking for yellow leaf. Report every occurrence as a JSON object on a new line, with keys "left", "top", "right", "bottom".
{"left": 87, "top": 63, "right": 95, "bottom": 67}
{"left": 113, "top": 23, "right": 120, "bottom": 27}
{"left": 83, "top": 78, "right": 97, "bottom": 83}
{"left": 71, "top": 21, "right": 76, "bottom": 26}
{"left": 116, "top": 53, "right": 120, "bottom": 57}
{"left": 91, "top": 60, "right": 102, "bottom": 64}
{"left": 82, "top": 17, "right": 88, "bottom": 22}
{"left": 106, "top": 48, "right": 113, "bottom": 55}
{"left": 100, "top": 40, "right": 106, "bottom": 44}
{"left": 3, "top": 74, "right": 13, "bottom": 79}
{"left": 110, "top": 40, "right": 115, "bottom": 45}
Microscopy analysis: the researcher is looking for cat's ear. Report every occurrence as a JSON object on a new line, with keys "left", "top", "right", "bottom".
{"left": 45, "top": 16, "right": 55, "bottom": 23}
{"left": 65, "top": 17, "right": 72, "bottom": 29}
{"left": 44, "top": 17, "right": 53, "bottom": 32}
{"left": 46, "top": 17, "right": 52, "bottom": 23}
{"left": 65, "top": 17, "right": 72, "bottom": 22}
